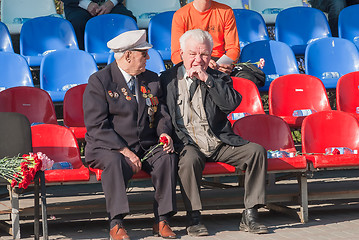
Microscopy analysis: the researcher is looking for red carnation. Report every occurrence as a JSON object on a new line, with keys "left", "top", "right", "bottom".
{"left": 160, "top": 136, "right": 169, "bottom": 145}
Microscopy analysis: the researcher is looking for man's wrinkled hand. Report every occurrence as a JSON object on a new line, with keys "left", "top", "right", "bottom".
{"left": 218, "top": 64, "right": 234, "bottom": 75}
{"left": 97, "top": 1, "right": 114, "bottom": 15}
{"left": 119, "top": 147, "right": 141, "bottom": 173}
{"left": 87, "top": 2, "right": 100, "bottom": 16}
{"left": 160, "top": 133, "right": 174, "bottom": 154}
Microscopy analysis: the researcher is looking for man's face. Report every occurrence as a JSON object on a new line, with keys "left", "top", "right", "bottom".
{"left": 128, "top": 49, "right": 150, "bottom": 75}
{"left": 180, "top": 39, "right": 211, "bottom": 71}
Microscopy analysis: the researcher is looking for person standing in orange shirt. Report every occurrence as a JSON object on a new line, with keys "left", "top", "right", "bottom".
{"left": 171, "top": 0, "right": 240, "bottom": 75}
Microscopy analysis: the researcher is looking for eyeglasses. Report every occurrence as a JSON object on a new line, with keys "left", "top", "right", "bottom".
{"left": 132, "top": 49, "right": 148, "bottom": 57}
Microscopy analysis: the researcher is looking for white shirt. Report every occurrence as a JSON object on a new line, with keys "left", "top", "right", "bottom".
{"left": 79, "top": 0, "right": 118, "bottom": 10}
{"left": 118, "top": 65, "right": 138, "bottom": 102}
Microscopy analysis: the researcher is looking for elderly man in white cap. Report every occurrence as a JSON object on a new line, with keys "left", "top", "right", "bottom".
{"left": 83, "top": 29, "right": 178, "bottom": 240}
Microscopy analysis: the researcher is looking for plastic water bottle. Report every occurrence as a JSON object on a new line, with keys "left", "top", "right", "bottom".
{"left": 325, "top": 147, "right": 358, "bottom": 155}
{"left": 292, "top": 109, "right": 316, "bottom": 117}
{"left": 322, "top": 72, "right": 340, "bottom": 79}
{"left": 267, "top": 150, "right": 295, "bottom": 158}
{"left": 262, "top": 8, "right": 282, "bottom": 14}
{"left": 50, "top": 162, "right": 73, "bottom": 170}
{"left": 227, "top": 112, "right": 250, "bottom": 121}
{"left": 266, "top": 74, "right": 279, "bottom": 82}
{"left": 61, "top": 84, "right": 78, "bottom": 92}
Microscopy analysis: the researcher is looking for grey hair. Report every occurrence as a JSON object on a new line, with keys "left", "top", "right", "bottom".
{"left": 179, "top": 29, "right": 213, "bottom": 52}
{"left": 114, "top": 51, "right": 125, "bottom": 60}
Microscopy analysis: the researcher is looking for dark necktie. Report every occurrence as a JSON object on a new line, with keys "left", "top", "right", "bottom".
{"left": 129, "top": 77, "right": 136, "bottom": 95}
{"left": 189, "top": 79, "right": 198, "bottom": 101}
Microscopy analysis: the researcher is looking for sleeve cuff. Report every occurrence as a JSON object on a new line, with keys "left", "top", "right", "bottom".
{"left": 205, "top": 75, "right": 214, "bottom": 88}
{"left": 79, "top": 0, "right": 92, "bottom": 9}
{"left": 110, "top": 0, "right": 118, "bottom": 6}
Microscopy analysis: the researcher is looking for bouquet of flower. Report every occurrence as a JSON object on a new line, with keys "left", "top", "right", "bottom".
{"left": 0, "top": 152, "right": 54, "bottom": 189}
{"left": 141, "top": 136, "right": 169, "bottom": 162}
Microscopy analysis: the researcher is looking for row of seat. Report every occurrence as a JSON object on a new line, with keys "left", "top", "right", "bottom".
{"left": 1, "top": 71, "right": 358, "bottom": 146}
{"left": 16, "top": 109, "right": 359, "bottom": 224}
{"left": 0, "top": 4, "right": 326, "bottom": 65}
{"left": 0, "top": 0, "right": 308, "bottom": 35}
{"left": 230, "top": 73, "right": 359, "bottom": 129}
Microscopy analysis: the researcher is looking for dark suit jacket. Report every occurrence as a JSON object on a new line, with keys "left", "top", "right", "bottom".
{"left": 160, "top": 63, "right": 249, "bottom": 151}
{"left": 84, "top": 61, "right": 172, "bottom": 162}
{"left": 61, "top": 0, "right": 124, "bottom": 8}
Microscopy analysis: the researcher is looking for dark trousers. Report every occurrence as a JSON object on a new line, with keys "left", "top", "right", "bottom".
{"left": 64, "top": 3, "right": 136, "bottom": 49}
{"left": 87, "top": 146, "right": 178, "bottom": 222}
{"left": 178, "top": 142, "right": 267, "bottom": 211}
{"left": 310, "top": 0, "right": 359, "bottom": 37}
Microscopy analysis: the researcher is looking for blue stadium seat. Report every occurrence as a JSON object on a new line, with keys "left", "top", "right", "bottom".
{"left": 338, "top": 4, "right": 359, "bottom": 50}
{"left": 233, "top": 9, "right": 269, "bottom": 50}
{"left": 275, "top": 6, "right": 332, "bottom": 56}
{"left": 1, "top": 0, "right": 58, "bottom": 34}
{"left": 305, "top": 37, "right": 359, "bottom": 89}
{"left": 40, "top": 49, "right": 98, "bottom": 102}
{"left": 0, "top": 21, "right": 14, "bottom": 52}
{"left": 0, "top": 52, "right": 34, "bottom": 90}
{"left": 239, "top": 40, "right": 299, "bottom": 91}
{"left": 20, "top": 16, "right": 79, "bottom": 67}
{"left": 84, "top": 14, "right": 138, "bottom": 65}
{"left": 148, "top": 11, "right": 175, "bottom": 61}
{"left": 107, "top": 48, "right": 166, "bottom": 75}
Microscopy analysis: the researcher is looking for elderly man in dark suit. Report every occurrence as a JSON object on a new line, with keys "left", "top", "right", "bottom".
{"left": 83, "top": 30, "right": 177, "bottom": 240}
{"left": 61, "top": 0, "right": 136, "bottom": 49}
{"left": 160, "top": 29, "right": 268, "bottom": 237}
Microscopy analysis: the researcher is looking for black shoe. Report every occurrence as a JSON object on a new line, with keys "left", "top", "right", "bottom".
{"left": 239, "top": 208, "right": 268, "bottom": 234}
{"left": 186, "top": 223, "right": 209, "bottom": 236}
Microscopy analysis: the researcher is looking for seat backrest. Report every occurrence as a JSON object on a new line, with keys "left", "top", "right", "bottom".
{"left": 301, "top": 110, "right": 359, "bottom": 154}
{"left": 239, "top": 40, "right": 299, "bottom": 91}
{"left": 305, "top": 37, "right": 359, "bottom": 89}
{"left": 20, "top": 16, "right": 79, "bottom": 57}
{"left": 0, "top": 52, "right": 34, "bottom": 90}
{"left": 148, "top": 11, "right": 176, "bottom": 61}
{"left": 40, "top": 49, "right": 98, "bottom": 96}
{"left": 336, "top": 71, "right": 359, "bottom": 114}
{"left": 0, "top": 22, "right": 14, "bottom": 52}
{"left": 0, "top": 86, "right": 58, "bottom": 125}
{"left": 0, "top": 112, "right": 32, "bottom": 158}
{"left": 231, "top": 77, "right": 265, "bottom": 115}
{"left": 107, "top": 48, "right": 166, "bottom": 75}
{"left": 84, "top": 14, "right": 138, "bottom": 54}
{"left": 275, "top": 6, "right": 331, "bottom": 55}
{"left": 232, "top": 114, "right": 296, "bottom": 152}
{"left": 31, "top": 124, "right": 83, "bottom": 169}
{"left": 338, "top": 4, "right": 359, "bottom": 50}
{"left": 63, "top": 84, "right": 87, "bottom": 128}
{"left": 1, "top": 0, "right": 57, "bottom": 34}
{"left": 269, "top": 74, "right": 331, "bottom": 116}
{"left": 126, "top": 0, "right": 181, "bottom": 29}
{"left": 232, "top": 9, "right": 269, "bottom": 50}
{"left": 248, "top": 0, "right": 304, "bottom": 24}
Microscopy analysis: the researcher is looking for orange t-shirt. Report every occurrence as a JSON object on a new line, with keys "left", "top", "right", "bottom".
{"left": 171, "top": 1, "right": 240, "bottom": 65}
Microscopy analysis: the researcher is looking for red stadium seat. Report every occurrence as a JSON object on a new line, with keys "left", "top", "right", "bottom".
{"left": 63, "top": 84, "right": 87, "bottom": 140}
{"left": 268, "top": 74, "right": 331, "bottom": 128}
{"left": 31, "top": 124, "right": 90, "bottom": 183}
{"left": 336, "top": 71, "right": 359, "bottom": 120}
{"left": 0, "top": 86, "right": 58, "bottom": 125}
{"left": 302, "top": 110, "right": 359, "bottom": 169}
{"left": 228, "top": 77, "right": 265, "bottom": 125}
